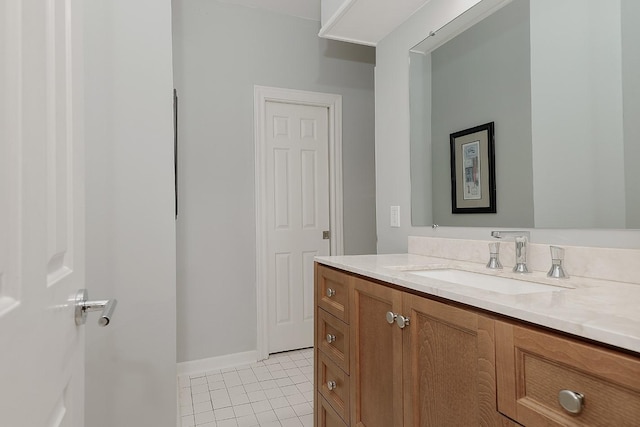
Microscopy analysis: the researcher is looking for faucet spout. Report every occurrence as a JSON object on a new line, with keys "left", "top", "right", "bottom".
{"left": 491, "top": 230, "right": 530, "bottom": 240}
{"left": 490, "top": 231, "right": 531, "bottom": 273}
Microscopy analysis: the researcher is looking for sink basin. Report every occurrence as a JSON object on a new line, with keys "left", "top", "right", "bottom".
{"left": 409, "top": 269, "right": 569, "bottom": 295}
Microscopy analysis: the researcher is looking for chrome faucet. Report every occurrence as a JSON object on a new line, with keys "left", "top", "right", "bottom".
{"left": 490, "top": 231, "right": 531, "bottom": 273}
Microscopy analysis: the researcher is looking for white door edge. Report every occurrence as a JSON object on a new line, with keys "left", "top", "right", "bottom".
{"left": 254, "top": 85, "right": 343, "bottom": 361}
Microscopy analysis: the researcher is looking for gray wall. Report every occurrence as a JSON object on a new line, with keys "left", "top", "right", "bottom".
{"left": 85, "top": 0, "right": 177, "bottom": 425}
{"left": 430, "top": 0, "right": 534, "bottom": 228}
{"left": 172, "top": 0, "right": 376, "bottom": 363}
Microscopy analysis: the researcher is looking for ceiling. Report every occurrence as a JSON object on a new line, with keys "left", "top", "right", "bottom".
{"left": 218, "top": 0, "right": 321, "bottom": 21}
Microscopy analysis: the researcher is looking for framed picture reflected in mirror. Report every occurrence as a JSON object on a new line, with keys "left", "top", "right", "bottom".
{"left": 450, "top": 122, "right": 496, "bottom": 214}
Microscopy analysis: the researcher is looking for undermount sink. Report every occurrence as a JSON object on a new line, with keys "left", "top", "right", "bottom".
{"left": 409, "top": 269, "right": 570, "bottom": 295}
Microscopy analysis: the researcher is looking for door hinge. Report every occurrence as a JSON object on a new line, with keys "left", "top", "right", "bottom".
{"left": 323, "top": 231, "right": 330, "bottom": 240}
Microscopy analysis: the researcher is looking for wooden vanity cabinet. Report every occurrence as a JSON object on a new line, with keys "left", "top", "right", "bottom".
{"left": 316, "top": 263, "right": 509, "bottom": 426}
{"left": 316, "top": 263, "right": 640, "bottom": 426}
{"left": 495, "top": 320, "right": 640, "bottom": 427}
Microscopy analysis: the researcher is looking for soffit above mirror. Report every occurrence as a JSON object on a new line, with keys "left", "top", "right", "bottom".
{"left": 319, "top": 0, "right": 430, "bottom": 46}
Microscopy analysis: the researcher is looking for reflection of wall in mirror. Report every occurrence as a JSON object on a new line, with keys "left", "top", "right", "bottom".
{"left": 530, "top": 0, "right": 629, "bottom": 228}
{"left": 622, "top": 0, "right": 640, "bottom": 228}
{"left": 410, "top": 0, "right": 640, "bottom": 229}
{"left": 429, "top": 0, "right": 534, "bottom": 228}
{"left": 410, "top": 51, "right": 433, "bottom": 225}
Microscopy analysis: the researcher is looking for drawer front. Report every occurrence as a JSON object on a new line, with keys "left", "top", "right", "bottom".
{"left": 317, "top": 308, "right": 350, "bottom": 374}
{"left": 318, "top": 350, "right": 350, "bottom": 422}
{"left": 317, "top": 393, "right": 349, "bottom": 427}
{"left": 496, "top": 321, "right": 640, "bottom": 426}
{"left": 316, "top": 264, "right": 350, "bottom": 322}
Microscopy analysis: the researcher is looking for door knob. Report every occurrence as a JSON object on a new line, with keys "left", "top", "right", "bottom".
{"left": 75, "top": 289, "right": 118, "bottom": 326}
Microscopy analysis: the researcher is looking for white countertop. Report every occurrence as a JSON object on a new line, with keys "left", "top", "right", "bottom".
{"left": 316, "top": 253, "right": 640, "bottom": 354}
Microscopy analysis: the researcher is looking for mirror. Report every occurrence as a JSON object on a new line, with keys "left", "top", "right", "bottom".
{"left": 410, "top": 0, "right": 640, "bottom": 229}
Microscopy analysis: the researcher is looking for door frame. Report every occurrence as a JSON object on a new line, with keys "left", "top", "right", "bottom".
{"left": 254, "top": 85, "right": 344, "bottom": 360}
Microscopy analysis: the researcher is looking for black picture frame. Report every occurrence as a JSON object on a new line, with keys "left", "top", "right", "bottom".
{"left": 450, "top": 122, "right": 496, "bottom": 214}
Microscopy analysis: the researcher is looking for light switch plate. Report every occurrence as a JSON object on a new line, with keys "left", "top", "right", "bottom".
{"left": 390, "top": 206, "right": 400, "bottom": 228}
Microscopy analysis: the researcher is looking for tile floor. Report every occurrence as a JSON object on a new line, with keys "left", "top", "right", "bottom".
{"left": 178, "top": 348, "right": 314, "bottom": 427}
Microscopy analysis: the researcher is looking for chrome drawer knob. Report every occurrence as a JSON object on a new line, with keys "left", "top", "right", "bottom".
{"left": 396, "top": 314, "right": 410, "bottom": 329}
{"left": 326, "top": 334, "right": 336, "bottom": 344}
{"left": 327, "top": 380, "right": 337, "bottom": 391}
{"left": 326, "top": 288, "right": 336, "bottom": 298}
{"left": 558, "top": 389, "right": 584, "bottom": 414}
{"left": 386, "top": 311, "right": 397, "bottom": 324}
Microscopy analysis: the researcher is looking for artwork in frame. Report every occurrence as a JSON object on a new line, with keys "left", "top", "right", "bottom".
{"left": 450, "top": 122, "right": 496, "bottom": 214}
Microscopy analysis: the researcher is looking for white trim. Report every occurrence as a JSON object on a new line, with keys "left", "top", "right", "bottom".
{"left": 177, "top": 351, "right": 259, "bottom": 377}
{"left": 318, "top": 0, "right": 378, "bottom": 46}
{"left": 254, "top": 85, "right": 344, "bottom": 361}
{"left": 410, "top": 0, "right": 512, "bottom": 54}
{"left": 318, "top": 33, "right": 377, "bottom": 47}
{"left": 176, "top": 380, "right": 181, "bottom": 427}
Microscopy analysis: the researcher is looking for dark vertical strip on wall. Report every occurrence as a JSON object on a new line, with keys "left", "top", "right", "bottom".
{"left": 174, "top": 88, "right": 179, "bottom": 218}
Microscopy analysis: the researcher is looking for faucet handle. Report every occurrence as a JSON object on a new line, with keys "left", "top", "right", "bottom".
{"left": 486, "top": 242, "right": 503, "bottom": 269}
{"left": 547, "top": 246, "right": 569, "bottom": 279}
{"left": 550, "top": 245, "right": 565, "bottom": 261}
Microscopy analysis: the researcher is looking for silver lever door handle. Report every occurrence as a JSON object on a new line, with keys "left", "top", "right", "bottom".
{"left": 75, "top": 289, "right": 118, "bottom": 326}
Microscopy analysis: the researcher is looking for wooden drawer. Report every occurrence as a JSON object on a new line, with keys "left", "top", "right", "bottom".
{"left": 317, "top": 393, "right": 349, "bottom": 427}
{"left": 496, "top": 320, "right": 640, "bottom": 426}
{"left": 318, "top": 350, "right": 350, "bottom": 423}
{"left": 316, "top": 264, "right": 350, "bottom": 323}
{"left": 317, "top": 308, "right": 350, "bottom": 373}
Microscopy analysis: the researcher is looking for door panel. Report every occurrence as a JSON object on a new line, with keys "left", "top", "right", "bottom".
{"left": 350, "top": 277, "right": 403, "bottom": 427}
{"left": 402, "top": 293, "right": 500, "bottom": 426}
{"left": 0, "top": 0, "right": 85, "bottom": 425}
{"left": 266, "top": 101, "right": 330, "bottom": 353}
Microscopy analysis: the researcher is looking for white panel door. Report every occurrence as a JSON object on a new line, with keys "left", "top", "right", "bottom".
{"left": 266, "top": 101, "right": 330, "bottom": 353}
{"left": 0, "top": 0, "right": 85, "bottom": 426}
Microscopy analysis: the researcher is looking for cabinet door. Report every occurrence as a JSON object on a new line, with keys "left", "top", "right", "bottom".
{"left": 402, "top": 293, "right": 500, "bottom": 426}
{"left": 350, "top": 277, "right": 403, "bottom": 427}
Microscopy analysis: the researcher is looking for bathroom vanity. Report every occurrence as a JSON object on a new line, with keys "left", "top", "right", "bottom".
{"left": 313, "top": 238, "right": 640, "bottom": 426}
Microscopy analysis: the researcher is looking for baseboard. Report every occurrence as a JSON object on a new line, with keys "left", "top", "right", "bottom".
{"left": 177, "top": 350, "right": 259, "bottom": 377}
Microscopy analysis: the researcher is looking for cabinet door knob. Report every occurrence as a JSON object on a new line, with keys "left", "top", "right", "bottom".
{"left": 326, "top": 334, "right": 336, "bottom": 344}
{"left": 558, "top": 389, "right": 584, "bottom": 414}
{"left": 327, "top": 380, "right": 337, "bottom": 391}
{"left": 326, "top": 288, "right": 336, "bottom": 297}
{"left": 396, "top": 315, "right": 410, "bottom": 329}
{"left": 386, "top": 311, "right": 398, "bottom": 324}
